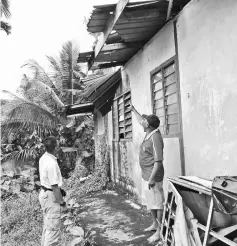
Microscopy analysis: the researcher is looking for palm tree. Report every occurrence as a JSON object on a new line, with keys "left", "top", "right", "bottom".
{"left": 1, "top": 41, "right": 85, "bottom": 137}
{"left": 1, "top": 0, "right": 12, "bottom": 35}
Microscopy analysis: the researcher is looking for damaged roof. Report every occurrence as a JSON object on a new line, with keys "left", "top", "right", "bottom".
{"left": 78, "top": 0, "right": 190, "bottom": 70}
{"left": 66, "top": 69, "right": 121, "bottom": 117}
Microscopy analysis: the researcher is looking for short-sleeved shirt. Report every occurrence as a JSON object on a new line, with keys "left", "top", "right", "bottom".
{"left": 139, "top": 129, "right": 164, "bottom": 182}
{"left": 39, "top": 152, "right": 63, "bottom": 189}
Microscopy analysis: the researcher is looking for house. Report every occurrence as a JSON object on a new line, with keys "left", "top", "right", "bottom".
{"left": 68, "top": 0, "right": 237, "bottom": 198}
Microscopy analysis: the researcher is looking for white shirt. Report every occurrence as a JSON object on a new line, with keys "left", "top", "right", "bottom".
{"left": 39, "top": 152, "right": 63, "bottom": 189}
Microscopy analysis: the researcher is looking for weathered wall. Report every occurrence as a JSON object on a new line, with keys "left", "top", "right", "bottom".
{"left": 177, "top": 0, "right": 237, "bottom": 178}
{"left": 108, "top": 22, "right": 182, "bottom": 198}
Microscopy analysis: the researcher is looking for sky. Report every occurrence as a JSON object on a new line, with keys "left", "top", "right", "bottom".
{"left": 0, "top": 0, "right": 117, "bottom": 93}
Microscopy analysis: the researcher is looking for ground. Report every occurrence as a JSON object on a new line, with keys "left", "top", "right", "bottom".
{"left": 75, "top": 189, "right": 158, "bottom": 246}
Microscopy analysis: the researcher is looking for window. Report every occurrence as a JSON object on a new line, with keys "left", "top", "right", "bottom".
{"left": 151, "top": 59, "right": 179, "bottom": 136}
{"left": 112, "top": 91, "right": 132, "bottom": 140}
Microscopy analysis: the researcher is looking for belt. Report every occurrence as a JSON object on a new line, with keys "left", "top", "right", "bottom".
{"left": 41, "top": 186, "right": 53, "bottom": 191}
{"left": 41, "top": 186, "right": 67, "bottom": 197}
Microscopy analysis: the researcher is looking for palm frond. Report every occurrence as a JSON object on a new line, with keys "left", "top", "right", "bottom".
{"left": 21, "top": 59, "right": 59, "bottom": 92}
{"left": 1, "top": 91, "right": 60, "bottom": 136}
{"left": 1, "top": 0, "right": 11, "bottom": 19}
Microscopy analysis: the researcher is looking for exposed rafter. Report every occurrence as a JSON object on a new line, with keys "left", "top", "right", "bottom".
{"left": 166, "top": 0, "right": 174, "bottom": 21}
{"left": 88, "top": 0, "right": 129, "bottom": 69}
{"left": 78, "top": 42, "right": 143, "bottom": 63}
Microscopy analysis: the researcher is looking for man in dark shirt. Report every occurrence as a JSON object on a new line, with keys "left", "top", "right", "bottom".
{"left": 131, "top": 105, "right": 164, "bottom": 243}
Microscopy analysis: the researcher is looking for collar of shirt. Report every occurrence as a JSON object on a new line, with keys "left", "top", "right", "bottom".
{"left": 144, "top": 128, "right": 159, "bottom": 141}
{"left": 45, "top": 152, "right": 57, "bottom": 160}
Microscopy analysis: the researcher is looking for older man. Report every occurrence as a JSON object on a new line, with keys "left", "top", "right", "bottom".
{"left": 131, "top": 105, "right": 164, "bottom": 243}
{"left": 39, "top": 136, "right": 67, "bottom": 246}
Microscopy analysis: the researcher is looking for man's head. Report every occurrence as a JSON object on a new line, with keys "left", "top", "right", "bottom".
{"left": 43, "top": 136, "right": 58, "bottom": 154}
{"left": 141, "top": 114, "right": 160, "bottom": 132}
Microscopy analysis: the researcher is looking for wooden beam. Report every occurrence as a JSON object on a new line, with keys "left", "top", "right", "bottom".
{"left": 166, "top": 0, "right": 174, "bottom": 21}
{"left": 122, "top": 9, "right": 163, "bottom": 20}
{"left": 100, "top": 42, "right": 143, "bottom": 52}
{"left": 88, "top": 0, "right": 129, "bottom": 69}
{"left": 92, "top": 61, "right": 125, "bottom": 70}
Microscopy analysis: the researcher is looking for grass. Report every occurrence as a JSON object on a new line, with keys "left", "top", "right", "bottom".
{"left": 1, "top": 192, "right": 42, "bottom": 246}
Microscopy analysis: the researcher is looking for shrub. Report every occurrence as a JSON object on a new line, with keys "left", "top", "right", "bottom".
{"left": 1, "top": 191, "right": 42, "bottom": 246}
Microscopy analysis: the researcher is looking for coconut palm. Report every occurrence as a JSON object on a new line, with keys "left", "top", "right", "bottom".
{"left": 1, "top": 0, "right": 12, "bottom": 35}
{"left": 1, "top": 41, "right": 85, "bottom": 137}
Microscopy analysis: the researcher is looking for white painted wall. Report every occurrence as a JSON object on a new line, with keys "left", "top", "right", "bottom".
{"left": 108, "top": 22, "right": 182, "bottom": 198}
{"left": 177, "top": 0, "right": 237, "bottom": 178}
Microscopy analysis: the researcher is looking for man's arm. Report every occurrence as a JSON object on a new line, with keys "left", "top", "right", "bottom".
{"left": 130, "top": 105, "right": 144, "bottom": 124}
{"left": 51, "top": 184, "right": 64, "bottom": 204}
{"left": 148, "top": 134, "right": 164, "bottom": 188}
{"left": 148, "top": 161, "right": 163, "bottom": 185}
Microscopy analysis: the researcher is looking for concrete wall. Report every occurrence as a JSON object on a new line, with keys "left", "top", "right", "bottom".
{"left": 177, "top": 0, "right": 237, "bottom": 178}
{"left": 108, "top": 22, "right": 182, "bottom": 198}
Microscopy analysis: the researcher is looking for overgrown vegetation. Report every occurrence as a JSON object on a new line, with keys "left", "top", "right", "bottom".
{"left": 0, "top": 39, "right": 113, "bottom": 245}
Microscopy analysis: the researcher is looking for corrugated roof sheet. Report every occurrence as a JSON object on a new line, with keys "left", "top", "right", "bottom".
{"left": 78, "top": 0, "right": 190, "bottom": 68}
{"left": 66, "top": 69, "right": 121, "bottom": 116}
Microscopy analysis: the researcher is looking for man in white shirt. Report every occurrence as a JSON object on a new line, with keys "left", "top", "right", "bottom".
{"left": 39, "top": 136, "right": 67, "bottom": 246}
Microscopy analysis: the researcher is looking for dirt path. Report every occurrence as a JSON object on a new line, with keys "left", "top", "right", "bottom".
{"left": 76, "top": 189, "right": 158, "bottom": 246}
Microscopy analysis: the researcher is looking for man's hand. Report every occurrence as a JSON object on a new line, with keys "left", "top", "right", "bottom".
{"left": 61, "top": 203, "right": 68, "bottom": 212}
{"left": 128, "top": 103, "right": 134, "bottom": 112}
{"left": 148, "top": 180, "right": 155, "bottom": 190}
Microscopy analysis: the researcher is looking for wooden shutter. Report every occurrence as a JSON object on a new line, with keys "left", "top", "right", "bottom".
{"left": 164, "top": 62, "right": 179, "bottom": 135}
{"left": 124, "top": 91, "right": 132, "bottom": 139}
{"left": 152, "top": 60, "right": 179, "bottom": 135}
{"left": 112, "top": 101, "right": 119, "bottom": 140}
{"left": 152, "top": 70, "right": 165, "bottom": 134}
{"left": 113, "top": 91, "right": 133, "bottom": 140}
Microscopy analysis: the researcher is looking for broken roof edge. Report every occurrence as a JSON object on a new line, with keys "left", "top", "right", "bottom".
{"left": 83, "top": 68, "right": 121, "bottom": 99}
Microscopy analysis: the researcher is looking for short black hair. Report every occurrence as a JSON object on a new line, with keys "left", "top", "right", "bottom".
{"left": 43, "top": 136, "right": 57, "bottom": 152}
{"left": 142, "top": 114, "right": 160, "bottom": 128}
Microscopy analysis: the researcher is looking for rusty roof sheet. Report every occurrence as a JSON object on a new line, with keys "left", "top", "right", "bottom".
{"left": 78, "top": 0, "right": 190, "bottom": 68}
{"left": 81, "top": 69, "right": 121, "bottom": 115}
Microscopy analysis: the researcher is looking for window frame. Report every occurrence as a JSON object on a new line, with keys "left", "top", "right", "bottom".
{"left": 150, "top": 56, "right": 181, "bottom": 138}
{"left": 112, "top": 89, "right": 133, "bottom": 142}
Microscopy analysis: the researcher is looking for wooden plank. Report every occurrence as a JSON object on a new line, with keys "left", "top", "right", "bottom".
{"left": 120, "top": 31, "right": 155, "bottom": 40}
{"left": 153, "top": 71, "right": 162, "bottom": 83}
{"left": 156, "top": 107, "right": 165, "bottom": 117}
{"left": 100, "top": 42, "right": 143, "bottom": 52}
{"left": 125, "top": 125, "right": 132, "bottom": 132}
{"left": 125, "top": 131, "right": 132, "bottom": 138}
{"left": 117, "top": 26, "right": 157, "bottom": 35}
{"left": 92, "top": 61, "right": 125, "bottom": 70}
{"left": 198, "top": 223, "right": 237, "bottom": 246}
{"left": 115, "top": 20, "right": 160, "bottom": 29}
{"left": 154, "top": 82, "right": 162, "bottom": 92}
{"left": 165, "top": 83, "right": 177, "bottom": 96}
{"left": 125, "top": 118, "right": 132, "bottom": 125}
{"left": 164, "top": 73, "right": 176, "bottom": 86}
{"left": 154, "top": 90, "right": 163, "bottom": 100}
{"left": 166, "top": 0, "right": 174, "bottom": 21}
{"left": 167, "top": 103, "right": 178, "bottom": 115}
{"left": 167, "top": 113, "right": 178, "bottom": 124}
{"left": 203, "top": 198, "right": 214, "bottom": 246}
{"left": 154, "top": 98, "right": 164, "bottom": 109}
{"left": 117, "top": 16, "right": 165, "bottom": 24}
{"left": 89, "top": 0, "right": 129, "bottom": 69}
{"left": 164, "top": 62, "right": 175, "bottom": 77}
{"left": 166, "top": 93, "right": 177, "bottom": 105}
{"left": 122, "top": 9, "right": 164, "bottom": 20}
{"left": 208, "top": 225, "right": 237, "bottom": 245}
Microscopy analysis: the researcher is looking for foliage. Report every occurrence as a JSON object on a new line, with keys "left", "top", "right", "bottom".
{"left": 0, "top": 0, "right": 12, "bottom": 35}
{"left": 1, "top": 191, "right": 42, "bottom": 246}
{"left": 65, "top": 130, "right": 109, "bottom": 199}
{"left": 61, "top": 198, "right": 98, "bottom": 246}
{"left": 1, "top": 41, "right": 84, "bottom": 137}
